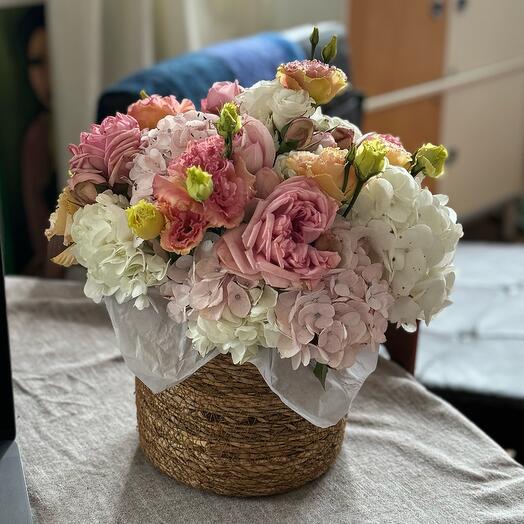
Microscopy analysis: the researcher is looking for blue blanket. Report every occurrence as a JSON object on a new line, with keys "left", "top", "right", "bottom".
{"left": 98, "top": 32, "right": 306, "bottom": 119}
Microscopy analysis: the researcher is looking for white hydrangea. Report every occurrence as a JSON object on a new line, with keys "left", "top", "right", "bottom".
{"left": 236, "top": 79, "right": 315, "bottom": 133}
{"left": 71, "top": 191, "right": 168, "bottom": 309}
{"left": 187, "top": 285, "right": 280, "bottom": 365}
{"left": 350, "top": 166, "right": 463, "bottom": 328}
{"left": 129, "top": 111, "right": 217, "bottom": 204}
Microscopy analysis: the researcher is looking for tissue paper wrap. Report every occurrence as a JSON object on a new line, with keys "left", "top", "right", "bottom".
{"left": 105, "top": 294, "right": 378, "bottom": 428}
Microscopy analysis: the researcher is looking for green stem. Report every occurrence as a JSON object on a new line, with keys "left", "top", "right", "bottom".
{"left": 341, "top": 162, "right": 351, "bottom": 194}
{"left": 342, "top": 179, "right": 364, "bottom": 218}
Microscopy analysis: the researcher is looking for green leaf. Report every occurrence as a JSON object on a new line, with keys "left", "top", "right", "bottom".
{"left": 276, "top": 139, "right": 299, "bottom": 156}
{"left": 313, "top": 363, "right": 329, "bottom": 389}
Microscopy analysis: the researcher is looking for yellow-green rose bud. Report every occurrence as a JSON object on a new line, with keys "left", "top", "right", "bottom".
{"left": 354, "top": 138, "right": 387, "bottom": 181}
{"left": 186, "top": 166, "right": 214, "bottom": 202}
{"left": 215, "top": 102, "right": 241, "bottom": 139}
{"left": 413, "top": 143, "right": 448, "bottom": 178}
{"left": 126, "top": 200, "right": 165, "bottom": 240}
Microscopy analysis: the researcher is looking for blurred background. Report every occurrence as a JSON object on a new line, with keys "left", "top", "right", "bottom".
{"left": 1, "top": 0, "right": 523, "bottom": 458}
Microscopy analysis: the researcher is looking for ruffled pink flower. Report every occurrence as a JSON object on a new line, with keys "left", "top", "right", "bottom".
{"left": 201, "top": 80, "right": 244, "bottom": 114}
{"left": 171, "top": 135, "right": 255, "bottom": 228}
{"left": 159, "top": 206, "right": 207, "bottom": 255}
{"left": 128, "top": 94, "right": 195, "bottom": 130}
{"left": 233, "top": 115, "right": 275, "bottom": 174}
{"left": 216, "top": 176, "right": 340, "bottom": 289}
{"left": 365, "top": 133, "right": 412, "bottom": 169}
{"left": 68, "top": 113, "right": 141, "bottom": 190}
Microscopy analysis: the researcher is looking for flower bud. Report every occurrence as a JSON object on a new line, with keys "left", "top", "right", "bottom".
{"left": 413, "top": 143, "right": 448, "bottom": 178}
{"left": 185, "top": 166, "right": 214, "bottom": 202}
{"left": 309, "top": 26, "right": 319, "bottom": 58}
{"left": 283, "top": 117, "right": 314, "bottom": 149}
{"left": 126, "top": 200, "right": 165, "bottom": 240}
{"left": 354, "top": 138, "right": 387, "bottom": 181}
{"left": 321, "top": 35, "right": 338, "bottom": 64}
{"left": 215, "top": 102, "right": 242, "bottom": 139}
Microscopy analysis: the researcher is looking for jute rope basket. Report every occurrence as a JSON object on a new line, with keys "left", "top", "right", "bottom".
{"left": 135, "top": 354, "right": 346, "bottom": 496}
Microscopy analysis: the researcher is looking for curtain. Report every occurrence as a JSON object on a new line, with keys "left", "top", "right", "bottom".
{"left": 47, "top": 0, "right": 345, "bottom": 183}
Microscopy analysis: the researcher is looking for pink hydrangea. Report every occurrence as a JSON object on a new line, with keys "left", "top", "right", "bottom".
{"left": 274, "top": 226, "right": 394, "bottom": 370}
{"left": 129, "top": 111, "right": 218, "bottom": 204}
{"left": 68, "top": 113, "right": 141, "bottom": 190}
{"left": 216, "top": 176, "right": 340, "bottom": 289}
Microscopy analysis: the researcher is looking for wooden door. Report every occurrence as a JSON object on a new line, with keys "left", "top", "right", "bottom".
{"left": 348, "top": 0, "right": 447, "bottom": 160}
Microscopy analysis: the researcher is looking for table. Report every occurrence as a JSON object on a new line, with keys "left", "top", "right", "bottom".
{"left": 6, "top": 277, "right": 524, "bottom": 523}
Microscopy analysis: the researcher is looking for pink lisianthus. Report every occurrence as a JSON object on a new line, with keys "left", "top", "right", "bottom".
{"left": 366, "top": 133, "right": 412, "bottom": 169}
{"left": 277, "top": 59, "right": 347, "bottom": 105}
{"left": 216, "top": 176, "right": 340, "bottom": 289}
{"left": 68, "top": 113, "right": 141, "bottom": 191}
{"left": 201, "top": 80, "right": 244, "bottom": 114}
{"left": 232, "top": 115, "right": 276, "bottom": 174}
{"left": 153, "top": 171, "right": 209, "bottom": 254}
{"left": 127, "top": 94, "right": 195, "bottom": 130}
{"left": 159, "top": 205, "right": 207, "bottom": 255}
{"left": 172, "top": 135, "right": 255, "bottom": 228}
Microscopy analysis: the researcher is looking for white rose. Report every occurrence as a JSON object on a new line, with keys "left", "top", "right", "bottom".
{"left": 236, "top": 80, "right": 280, "bottom": 130}
{"left": 268, "top": 86, "right": 315, "bottom": 130}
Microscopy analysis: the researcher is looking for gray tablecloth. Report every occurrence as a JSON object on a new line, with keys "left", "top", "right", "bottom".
{"left": 6, "top": 277, "right": 524, "bottom": 524}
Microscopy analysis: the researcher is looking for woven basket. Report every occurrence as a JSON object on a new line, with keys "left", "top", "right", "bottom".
{"left": 135, "top": 354, "right": 346, "bottom": 496}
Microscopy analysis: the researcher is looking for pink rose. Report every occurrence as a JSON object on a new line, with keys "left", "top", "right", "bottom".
{"left": 282, "top": 117, "right": 314, "bottom": 149}
{"left": 201, "top": 80, "right": 244, "bottom": 114}
{"left": 127, "top": 94, "right": 195, "bottom": 130}
{"left": 216, "top": 176, "right": 340, "bottom": 288}
{"left": 68, "top": 113, "right": 141, "bottom": 190}
{"left": 331, "top": 126, "right": 355, "bottom": 150}
{"left": 172, "top": 135, "right": 255, "bottom": 229}
{"left": 233, "top": 116, "right": 276, "bottom": 174}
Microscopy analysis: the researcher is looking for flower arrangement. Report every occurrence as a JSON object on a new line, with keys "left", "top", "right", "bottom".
{"left": 47, "top": 28, "right": 462, "bottom": 423}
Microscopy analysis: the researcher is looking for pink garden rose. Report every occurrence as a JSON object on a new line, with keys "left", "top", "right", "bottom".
{"left": 127, "top": 94, "right": 195, "bottom": 130}
{"left": 172, "top": 135, "right": 255, "bottom": 229}
{"left": 201, "top": 80, "right": 244, "bottom": 114}
{"left": 216, "top": 176, "right": 340, "bottom": 288}
{"left": 232, "top": 115, "right": 275, "bottom": 174}
{"left": 68, "top": 113, "right": 141, "bottom": 191}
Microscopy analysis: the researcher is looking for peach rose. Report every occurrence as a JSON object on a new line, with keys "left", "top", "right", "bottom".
{"left": 127, "top": 94, "right": 195, "bottom": 130}
{"left": 285, "top": 147, "right": 355, "bottom": 203}
{"left": 277, "top": 59, "right": 347, "bottom": 105}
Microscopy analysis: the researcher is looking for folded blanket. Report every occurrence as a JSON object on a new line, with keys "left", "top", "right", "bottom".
{"left": 97, "top": 32, "right": 305, "bottom": 121}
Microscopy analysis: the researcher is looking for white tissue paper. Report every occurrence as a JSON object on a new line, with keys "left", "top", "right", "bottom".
{"left": 105, "top": 294, "right": 378, "bottom": 428}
